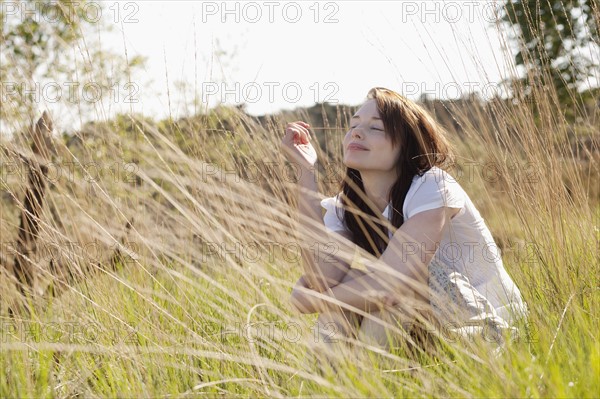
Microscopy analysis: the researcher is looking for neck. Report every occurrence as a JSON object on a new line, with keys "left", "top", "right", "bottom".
{"left": 359, "top": 170, "right": 397, "bottom": 214}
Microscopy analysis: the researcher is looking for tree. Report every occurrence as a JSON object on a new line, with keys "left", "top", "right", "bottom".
{"left": 2, "top": 1, "right": 86, "bottom": 125}
{"left": 501, "top": 0, "right": 599, "bottom": 114}
{"left": 1, "top": 0, "right": 145, "bottom": 135}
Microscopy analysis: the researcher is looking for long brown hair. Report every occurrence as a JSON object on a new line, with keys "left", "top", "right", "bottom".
{"left": 337, "top": 87, "right": 454, "bottom": 257}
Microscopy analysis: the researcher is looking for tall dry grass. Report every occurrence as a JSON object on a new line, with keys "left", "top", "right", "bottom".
{"left": 1, "top": 5, "right": 599, "bottom": 398}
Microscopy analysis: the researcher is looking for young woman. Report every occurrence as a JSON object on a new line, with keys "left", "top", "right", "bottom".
{"left": 280, "top": 87, "right": 528, "bottom": 351}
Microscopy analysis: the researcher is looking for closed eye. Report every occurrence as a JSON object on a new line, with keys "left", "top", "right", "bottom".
{"left": 350, "top": 126, "right": 384, "bottom": 131}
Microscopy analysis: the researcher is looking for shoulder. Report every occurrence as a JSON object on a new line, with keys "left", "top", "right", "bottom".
{"left": 414, "top": 166, "right": 460, "bottom": 186}
{"left": 320, "top": 193, "right": 345, "bottom": 217}
{"left": 403, "top": 167, "right": 466, "bottom": 219}
{"left": 411, "top": 166, "right": 463, "bottom": 193}
{"left": 320, "top": 193, "right": 348, "bottom": 233}
{"left": 320, "top": 193, "right": 342, "bottom": 208}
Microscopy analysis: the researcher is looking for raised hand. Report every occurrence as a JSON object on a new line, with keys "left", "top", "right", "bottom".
{"left": 280, "top": 121, "right": 317, "bottom": 170}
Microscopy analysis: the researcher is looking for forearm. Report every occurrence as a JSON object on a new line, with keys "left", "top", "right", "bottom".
{"left": 292, "top": 207, "right": 445, "bottom": 316}
{"left": 296, "top": 165, "right": 321, "bottom": 222}
{"left": 295, "top": 166, "right": 351, "bottom": 291}
{"left": 291, "top": 271, "right": 393, "bottom": 314}
{"left": 298, "top": 246, "right": 350, "bottom": 292}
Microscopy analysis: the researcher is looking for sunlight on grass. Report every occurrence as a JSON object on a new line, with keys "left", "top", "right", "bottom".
{"left": 1, "top": 2, "right": 599, "bottom": 398}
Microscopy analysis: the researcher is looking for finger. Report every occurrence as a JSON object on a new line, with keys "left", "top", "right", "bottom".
{"left": 284, "top": 126, "right": 301, "bottom": 141}
{"left": 287, "top": 125, "right": 310, "bottom": 144}
{"left": 296, "top": 122, "right": 312, "bottom": 140}
{"left": 286, "top": 122, "right": 309, "bottom": 133}
{"left": 296, "top": 125, "right": 311, "bottom": 143}
{"left": 287, "top": 129, "right": 304, "bottom": 144}
{"left": 285, "top": 123, "right": 307, "bottom": 134}
{"left": 286, "top": 121, "right": 310, "bottom": 133}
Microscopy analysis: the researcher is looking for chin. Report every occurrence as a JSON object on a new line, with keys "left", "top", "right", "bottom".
{"left": 344, "top": 151, "right": 366, "bottom": 164}
{"left": 342, "top": 159, "right": 362, "bottom": 170}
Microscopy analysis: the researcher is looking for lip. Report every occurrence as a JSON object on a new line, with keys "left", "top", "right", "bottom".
{"left": 347, "top": 143, "right": 369, "bottom": 151}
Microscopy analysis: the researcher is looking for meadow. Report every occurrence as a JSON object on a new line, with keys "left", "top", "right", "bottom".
{"left": 1, "top": 4, "right": 599, "bottom": 397}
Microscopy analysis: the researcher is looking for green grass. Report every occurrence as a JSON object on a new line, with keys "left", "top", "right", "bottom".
{"left": 1, "top": 94, "right": 598, "bottom": 397}
{"left": 1, "top": 252, "right": 597, "bottom": 397}
{"left": 1, "top": 4, "right": 599, "bottom": 397}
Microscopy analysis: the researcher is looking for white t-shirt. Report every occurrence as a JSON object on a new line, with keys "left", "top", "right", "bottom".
{"left": 320, "top": 166, "right": 528, "bottom": 323}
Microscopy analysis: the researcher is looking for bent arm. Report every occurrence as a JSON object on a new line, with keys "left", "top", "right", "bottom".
{"left": 291, "top": 207, "right": 459, "bottom": 314}
{"left": 290, "top": 269, "right": 369, "bottom": 314}
{"left": 290, "top": 270, "right": 392, "bottom": 314}
{"left": 295, "top": 166, "right": 354, "bottom": 292}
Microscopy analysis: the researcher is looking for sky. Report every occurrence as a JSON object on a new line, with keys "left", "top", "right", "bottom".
{"left": 87, "top": 0, "right": 516, "bottom": 119}
{"left": 3, "top": 0, "right": 527, "bottom": 131}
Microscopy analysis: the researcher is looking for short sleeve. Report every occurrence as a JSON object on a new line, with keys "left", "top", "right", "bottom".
{"left": 404, "top": 168, "right": 465, "bottom": 219}
{"left": 320, "top": 194, "right": 348, "bottom": 233}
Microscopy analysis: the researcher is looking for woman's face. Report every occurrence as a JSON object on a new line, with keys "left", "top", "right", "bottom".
{"left": 343, "top": 99, "right": 400, "bottom": 173}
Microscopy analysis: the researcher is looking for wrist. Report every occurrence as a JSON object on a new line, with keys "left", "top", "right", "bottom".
{"left": 297, "top": 164, "right": 316, "bottom": 182}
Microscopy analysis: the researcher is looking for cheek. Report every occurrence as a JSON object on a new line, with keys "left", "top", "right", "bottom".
{"left": 381, "top": 147, "right": 400, "bottom": 166}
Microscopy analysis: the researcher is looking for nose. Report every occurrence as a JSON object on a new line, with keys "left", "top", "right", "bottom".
{"left": 351, "top": 126, "right": 363, "bottom": 139}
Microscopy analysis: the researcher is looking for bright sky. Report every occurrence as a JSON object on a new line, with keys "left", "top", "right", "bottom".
{"left": 1, "top": 0, "right": 523, "bottom": 133}
{"left": 92, "top": 0, "right": 514, "bottom": 120}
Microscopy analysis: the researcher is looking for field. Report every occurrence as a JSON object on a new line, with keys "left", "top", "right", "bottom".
{"left": 1, "top": 2, "right": 599, "bottom": 397}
